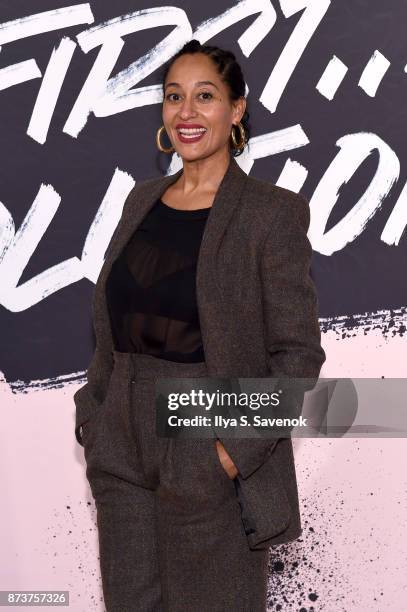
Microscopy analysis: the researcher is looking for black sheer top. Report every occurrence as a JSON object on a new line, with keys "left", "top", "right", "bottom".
{"left": 105, "top": 198, "right": 210, "bottom": 362}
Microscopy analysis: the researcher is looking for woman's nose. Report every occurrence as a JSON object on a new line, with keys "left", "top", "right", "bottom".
{"left": 178, "top": 96, "right": 197, "bottom": 117}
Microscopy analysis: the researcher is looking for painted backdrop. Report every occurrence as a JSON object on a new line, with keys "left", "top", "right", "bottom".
{"left": 1, "top": 1, "right": 406, "bottom": 611}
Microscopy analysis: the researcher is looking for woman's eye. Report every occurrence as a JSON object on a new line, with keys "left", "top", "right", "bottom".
{"left": 165, "top": 92, "right": 213, "bottom": 102}
{"left": 199, "top": 91, "right": 213, "bottom": 101}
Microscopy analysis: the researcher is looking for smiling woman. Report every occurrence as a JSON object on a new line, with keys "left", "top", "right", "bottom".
{"left": 74, "top": 38, "right": 325, "bottom": 612}
{"left": 159, "top": 41, "right": 250, "bottom": 167}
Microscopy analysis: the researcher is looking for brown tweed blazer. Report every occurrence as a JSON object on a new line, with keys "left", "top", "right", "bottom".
{"left": 74, "top": 155, "right": 326, "bottom": 549}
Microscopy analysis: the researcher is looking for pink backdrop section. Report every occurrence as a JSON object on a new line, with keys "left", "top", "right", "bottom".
{"left": 1, "top": 330, "right": 406, "bottom": 611}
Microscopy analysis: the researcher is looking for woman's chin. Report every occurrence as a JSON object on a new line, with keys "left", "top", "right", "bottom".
{"left": 177, "top": 150, "right": 210, "bottom": 162}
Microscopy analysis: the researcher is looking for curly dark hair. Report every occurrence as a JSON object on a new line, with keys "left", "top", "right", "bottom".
{"left": 160, "top": 39, "right": 250, "bottom": 157}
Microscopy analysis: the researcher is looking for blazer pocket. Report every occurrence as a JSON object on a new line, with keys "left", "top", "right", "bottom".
{"left": 80, "top": 402, "right": 105, "bottom": 449}
{"left": 80, "top": 404, "right": 102, "bottom": 440}
{"left": 235, "top": 454, "right": 292, "bottom": 550}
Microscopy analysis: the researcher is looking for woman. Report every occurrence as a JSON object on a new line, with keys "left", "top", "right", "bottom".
{"left": 74, "top": 40, "right": 326, "bottom": 612}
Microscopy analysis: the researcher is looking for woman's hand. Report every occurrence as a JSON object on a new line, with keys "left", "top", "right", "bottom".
{"left": 80, "top": 419, "right": 90, "bottom": 444}
{"left": 215, "top": 440, "right": 239, "bottom": 479}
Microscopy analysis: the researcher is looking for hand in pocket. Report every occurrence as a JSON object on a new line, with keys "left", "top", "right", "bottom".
{"left": 80, "top": 419, "right": 91, "bottom": 445}
{"left": 215, "top": 440, "right": 239, "bottom": 479}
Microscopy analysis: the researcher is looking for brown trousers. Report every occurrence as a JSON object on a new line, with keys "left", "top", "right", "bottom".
{"left": 82, "top": 350, "right": 269, "bottom": 612}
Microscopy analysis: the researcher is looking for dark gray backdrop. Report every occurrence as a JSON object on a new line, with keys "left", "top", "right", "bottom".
{"left": 1, "top": 0, "right": 406, "bottom": 384}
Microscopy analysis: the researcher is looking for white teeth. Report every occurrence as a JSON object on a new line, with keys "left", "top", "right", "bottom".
{"left": 178, "top": 128, "right": 207, "bottom": 135}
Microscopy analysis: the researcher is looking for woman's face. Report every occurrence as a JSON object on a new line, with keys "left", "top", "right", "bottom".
{"left": 162, "top": 53, "right": 246, "bottom": 162}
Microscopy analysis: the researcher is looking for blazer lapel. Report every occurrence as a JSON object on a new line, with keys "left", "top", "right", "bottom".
{"left": 93, "top": 156, "right": 248, "bottom": 368}
{"left": 195, "top": 157, "right": 248, "bottom": 373}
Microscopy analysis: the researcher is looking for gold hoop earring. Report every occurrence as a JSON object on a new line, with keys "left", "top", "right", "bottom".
{"left": 156, "top": 125, "right": 175, "bottom": 153}
{"left": 230, "top": 122, "right": 246, "bottom": 151}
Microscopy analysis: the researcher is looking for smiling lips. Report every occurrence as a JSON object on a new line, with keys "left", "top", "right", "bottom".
{"left": 175, "top": 124, "right": 208, "bottom": 143}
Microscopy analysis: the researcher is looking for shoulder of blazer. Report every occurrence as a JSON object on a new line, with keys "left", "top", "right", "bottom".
{"left": 243, "top": 174, "right": 310, "bottom": 231}
{"left": 124, "top": 174, "right": 163, "bottom": 206}
{"left": 115, "top": 174, "right": 168, "bottom": 226}
{"left": 102, "top": 176, "right": 162, "bottom": 259}
{"left": 244, "top": 173, "right": 306, "bottom": 204}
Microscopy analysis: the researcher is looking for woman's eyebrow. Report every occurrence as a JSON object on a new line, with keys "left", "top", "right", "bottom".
{"left": 164, "top": 80, "right": 220, "bottom": 91}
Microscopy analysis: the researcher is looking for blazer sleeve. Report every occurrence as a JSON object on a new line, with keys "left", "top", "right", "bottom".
{"left": 220, "top": 193, "right": 326, "bottom": 479}
{"left": 74, "top": 345, "right": 113, "bottom": 446}
{"left": 73, "top": 184, "right": 139, "bottom": 446}
{"left": 261, "top": 193, "right": 326, "bottom": 379}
